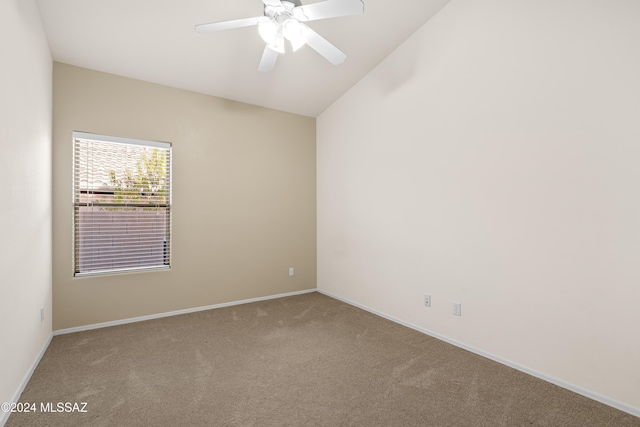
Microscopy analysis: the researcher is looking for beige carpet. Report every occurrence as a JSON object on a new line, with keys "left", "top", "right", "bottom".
{"left": 6, "top": 292, "right": 640, "bottom": 426}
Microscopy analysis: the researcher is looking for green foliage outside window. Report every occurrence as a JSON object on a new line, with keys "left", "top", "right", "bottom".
{"left": 108, "top": 149, "right": 168, "bottom": 204}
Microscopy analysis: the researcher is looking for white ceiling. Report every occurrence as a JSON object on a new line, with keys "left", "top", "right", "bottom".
{"left": 35, "top": 0, "right": 450, "bottom": 117}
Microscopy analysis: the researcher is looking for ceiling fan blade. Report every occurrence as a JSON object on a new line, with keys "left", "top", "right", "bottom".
{"left": 258, "top": 45, "right": 279, "bottom": 72}
{"left": 294, "top": 0, "right": 364, "bottom": 22}
{"left": 303, "top": 26, "right": 347, "bottom": 65}
{"left": 195, "top": 17, "right": 262, "bottom": 33}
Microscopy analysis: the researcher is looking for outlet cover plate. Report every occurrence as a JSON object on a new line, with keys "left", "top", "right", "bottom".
{"left": 424, "top": 294, "right": 431, "bottom": 307}
{"left": 453, "top": 302, "right": 462, "bottom": 316}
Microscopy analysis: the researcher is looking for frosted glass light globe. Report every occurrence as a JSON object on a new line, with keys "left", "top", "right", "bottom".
{"left": 258, "top": 19, "right": 278, "bottom": 45}
{"left": 283, "top": 19, "right": 306, "bottom": 52}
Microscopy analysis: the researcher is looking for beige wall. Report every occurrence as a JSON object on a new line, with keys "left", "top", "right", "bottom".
{"left": 0, "top": 0, "right": 52, "bottom": 416}
{"left": 318, "top": 0, "right": 640, "bottom": 414}
{"left": 53, "top": 63, "right": 316, "bottom": 330}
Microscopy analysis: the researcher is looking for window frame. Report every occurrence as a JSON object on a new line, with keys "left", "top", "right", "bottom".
{"left": 72, "top": 131, "right": 172, "bottom": 277}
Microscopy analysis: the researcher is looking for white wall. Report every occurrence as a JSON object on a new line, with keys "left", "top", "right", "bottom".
{"left": 318, "top": 0, "right": 640, "bottom": 413}
{"left": 0, "top": 0, "right": 52, "bottom": 420}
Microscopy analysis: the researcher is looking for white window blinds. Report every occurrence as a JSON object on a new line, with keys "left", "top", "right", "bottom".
{"left": 73, "top": 132, "right": 172, "bottom": 276}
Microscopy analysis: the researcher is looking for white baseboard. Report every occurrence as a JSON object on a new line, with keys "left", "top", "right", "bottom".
{"left": 317, "top": 289, "right": 640, "bottom": 419}
{"left": 1, "top": 333, "right": 53, "bottom": 427}
{"left": 11, "top": 288, "right": 637, "bottom": 423}
{"left": 54, "top": 288, "right": 318, "bottom": 336}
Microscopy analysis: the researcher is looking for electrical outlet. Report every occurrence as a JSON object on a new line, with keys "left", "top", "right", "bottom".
{"left": 40, "top": 308, "right": 44, "bottom": 322}
{"left": 289, "top": 267, "right": 294, "bottom": 277}
{"left": 423, "top": 294, "right": 431, "bottom": 307}
{"left": 453, "top": 302, "right": 462, "bottom": 316}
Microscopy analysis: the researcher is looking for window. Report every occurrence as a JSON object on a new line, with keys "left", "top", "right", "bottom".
{"left": 73, "top": 132, "right": 172, "bottom": 276}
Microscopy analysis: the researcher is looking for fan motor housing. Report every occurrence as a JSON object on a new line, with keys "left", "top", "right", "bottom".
{"left": 265, "top": 0, "right": 302, "bottom": 16}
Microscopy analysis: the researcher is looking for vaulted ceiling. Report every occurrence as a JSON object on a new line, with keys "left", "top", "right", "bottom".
{"left": 36, "top": 0, "right": 450, "bottom": 117}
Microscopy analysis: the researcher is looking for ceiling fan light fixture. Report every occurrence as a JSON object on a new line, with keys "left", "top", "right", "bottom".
{"left": 258, "top": 19, "right": 278, "bottom": 45}
{"left": 283, "top": 18, "right": 306, "bottom": 51}
{"left": 282, "top": 19, "right": 302, "bottom": 40}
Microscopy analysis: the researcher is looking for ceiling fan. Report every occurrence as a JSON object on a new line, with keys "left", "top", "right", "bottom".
{"left": 195, "top": 0, "right": 365, "bottom": 72}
